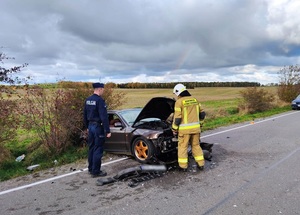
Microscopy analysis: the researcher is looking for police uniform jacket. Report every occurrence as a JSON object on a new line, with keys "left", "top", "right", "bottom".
{"left": 84, "top": 94, "right": 110, "bottom": 134}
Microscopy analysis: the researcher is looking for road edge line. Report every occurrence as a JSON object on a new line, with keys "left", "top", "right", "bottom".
{"left": 0, "top": 157, "right": 128, "bottom": 196}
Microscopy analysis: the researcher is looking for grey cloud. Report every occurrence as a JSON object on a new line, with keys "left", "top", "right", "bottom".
{"left": 1, "top": 0, "right": 300, "bottom": 85}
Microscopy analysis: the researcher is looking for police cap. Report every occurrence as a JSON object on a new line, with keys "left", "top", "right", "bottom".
{"left": 92, "top": 82, "right": 104, "bottom": 88}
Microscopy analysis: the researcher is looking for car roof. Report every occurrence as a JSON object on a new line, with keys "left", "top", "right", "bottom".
{"left": 108, "top": 109, "right": 139, "bottom": 113}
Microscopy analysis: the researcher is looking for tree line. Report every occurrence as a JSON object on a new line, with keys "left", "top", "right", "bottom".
{"left": 108, "top": 81, "right": 261, "bottom": 89}
{"left": 30, "top": 81, "right": 260, "bottom": 90}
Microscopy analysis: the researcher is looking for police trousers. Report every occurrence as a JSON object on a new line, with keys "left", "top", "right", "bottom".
{"left": 88, "top": 123, "right": 105, "bottom": 175}
{"left": 178, "top": 133, "right": 205, "bottom": 169}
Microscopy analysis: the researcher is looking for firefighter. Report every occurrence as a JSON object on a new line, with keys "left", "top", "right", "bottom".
{"left": 172, "top": 83, "right": 205, "bottom": 171}
{"left": 84, "top": 82, "right": 111, "bottom": 177}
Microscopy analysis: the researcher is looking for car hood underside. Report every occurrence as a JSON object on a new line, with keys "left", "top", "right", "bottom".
{"left": 133, "top": 97, "right": 175, "bottom": 127}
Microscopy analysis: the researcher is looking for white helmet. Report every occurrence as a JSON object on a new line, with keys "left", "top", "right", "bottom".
{"left": 173, "top": 83, "right": 186, "bottom": 96}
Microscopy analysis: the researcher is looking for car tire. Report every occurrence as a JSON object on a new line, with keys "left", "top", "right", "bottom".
{"left": 132, "top": 137, "right": 155, "bottom": 164}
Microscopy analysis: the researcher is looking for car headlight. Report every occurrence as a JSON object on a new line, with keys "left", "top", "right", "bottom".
{"left": 292, "top": 101, "right": 296, "bottom": 104}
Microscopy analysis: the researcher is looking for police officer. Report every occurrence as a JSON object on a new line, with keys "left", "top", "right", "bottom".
{"left": 84, "top": 82, "right": 111, "bottom": 177}
{"left": 172, "top": 83, "right": 205, "bottom": 171}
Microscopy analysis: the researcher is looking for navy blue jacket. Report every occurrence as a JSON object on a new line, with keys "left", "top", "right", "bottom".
{"left": 83, "top": 94, "right": 110, "bottom": 134}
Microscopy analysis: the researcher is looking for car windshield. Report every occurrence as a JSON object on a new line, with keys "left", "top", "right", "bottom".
{"left": 119, "top": 109, "right": 142, "bottom": 126}
{"left": 296, "top": 95, "right": 300, "bottom": 100}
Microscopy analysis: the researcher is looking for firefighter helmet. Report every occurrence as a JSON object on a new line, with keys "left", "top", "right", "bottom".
{"left": 173, "top": 84, "right": 186, "bottom": 96}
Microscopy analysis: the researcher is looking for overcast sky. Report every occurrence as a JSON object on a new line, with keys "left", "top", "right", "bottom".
{"left": 1, "top": 0, "right": 300, "bottom": 85}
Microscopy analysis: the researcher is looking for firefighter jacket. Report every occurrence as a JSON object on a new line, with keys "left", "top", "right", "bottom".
{"left": 172, "top": 96, "right": 204, "bottom": 134}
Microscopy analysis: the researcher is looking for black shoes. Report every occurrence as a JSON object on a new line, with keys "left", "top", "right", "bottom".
{"left": 91, "top": 170, "right": 107, "bottom": 178}
{"left": 178, "top": 167, "right": 188, "bottom": 172}
{"left": 178, "top": 165, "right": 204, "bottom": 172}
{"left": 197, "top": 166, "right": 204, "bottom": 171}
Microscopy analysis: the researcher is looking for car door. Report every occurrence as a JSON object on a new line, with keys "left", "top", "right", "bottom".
{"left": 104, "top": 114, "right": 129, "bottom": 152}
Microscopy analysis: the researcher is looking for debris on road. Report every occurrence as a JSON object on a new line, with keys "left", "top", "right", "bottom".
{"left": 27, "top": 164, "right": 40, "bottom": 171}
{"left": 96, "top": 164, "right": 167, "bottom": 187}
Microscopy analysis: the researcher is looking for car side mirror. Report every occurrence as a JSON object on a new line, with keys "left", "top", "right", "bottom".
{"left": 114, "top": 122, "right": 123, "bottom": 127}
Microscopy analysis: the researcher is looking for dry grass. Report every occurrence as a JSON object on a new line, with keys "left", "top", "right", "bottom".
{"left": 117, "top": 88, "right": 175, "bottom": 109}
{"left": 117, "top": 87, "right": 279, "bottom": 109}
{"left": 4, "top": 86, "right": 280, "bottom": 110}
{"left": 116, "top": 87, "right": 287, "bottom": 121}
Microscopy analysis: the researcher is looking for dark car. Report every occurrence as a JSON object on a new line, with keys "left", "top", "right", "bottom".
{"left": 104, "top": 97, "right": 178, "bottom": 164}
{"left": 291, "top": 94, "right": 300, "bottom": 110}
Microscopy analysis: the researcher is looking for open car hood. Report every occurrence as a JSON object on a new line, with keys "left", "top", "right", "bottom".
{"left": 132, "top": 97, "right": 175, "bottom": 126}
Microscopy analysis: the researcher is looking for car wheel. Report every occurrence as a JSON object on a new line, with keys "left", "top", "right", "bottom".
{"left": 132, "top": 137, "right": 154, "bottom": 163}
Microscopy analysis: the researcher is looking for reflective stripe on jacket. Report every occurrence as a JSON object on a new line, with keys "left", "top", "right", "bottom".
{"left": 172, "top": 96, "right": 201, "bottom": 134}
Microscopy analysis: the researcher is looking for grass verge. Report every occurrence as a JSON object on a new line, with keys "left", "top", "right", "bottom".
{"left": 0, "top": 146, "right": 88, "bottom": 181}
{"left": 204, "top": 106, "right": 291, "bottom": 130}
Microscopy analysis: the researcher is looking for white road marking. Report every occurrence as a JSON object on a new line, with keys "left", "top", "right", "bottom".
{"left": 0, "top": 157, "right": 128, "bottom": 196}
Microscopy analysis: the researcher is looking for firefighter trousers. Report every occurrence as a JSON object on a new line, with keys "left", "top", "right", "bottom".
{"left": 178, "top": 133, "right": 205, "bottom": 169}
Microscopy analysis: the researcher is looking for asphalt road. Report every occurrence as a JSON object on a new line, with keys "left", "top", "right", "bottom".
{"left": 1, "top": 111, "right": 300, "bottom": 215}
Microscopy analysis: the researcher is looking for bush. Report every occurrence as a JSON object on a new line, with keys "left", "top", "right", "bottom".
{"left": 277, "top": 84, "right": 300, "bottom": 102}
{"left": 19, "top": 83, "right": 126, "bottom": 155}
{"left": 0, "top": 92, "right": 20, "bottom": 164}
{"left": 239, "top": 87, "right": 275, "bottom": 114}
{"left": 277, "top": 65, "right": 300, "bottom": 102}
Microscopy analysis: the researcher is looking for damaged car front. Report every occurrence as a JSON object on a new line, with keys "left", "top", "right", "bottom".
{"left": 104, "top": 97, "right": 178, "bottom": 164}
